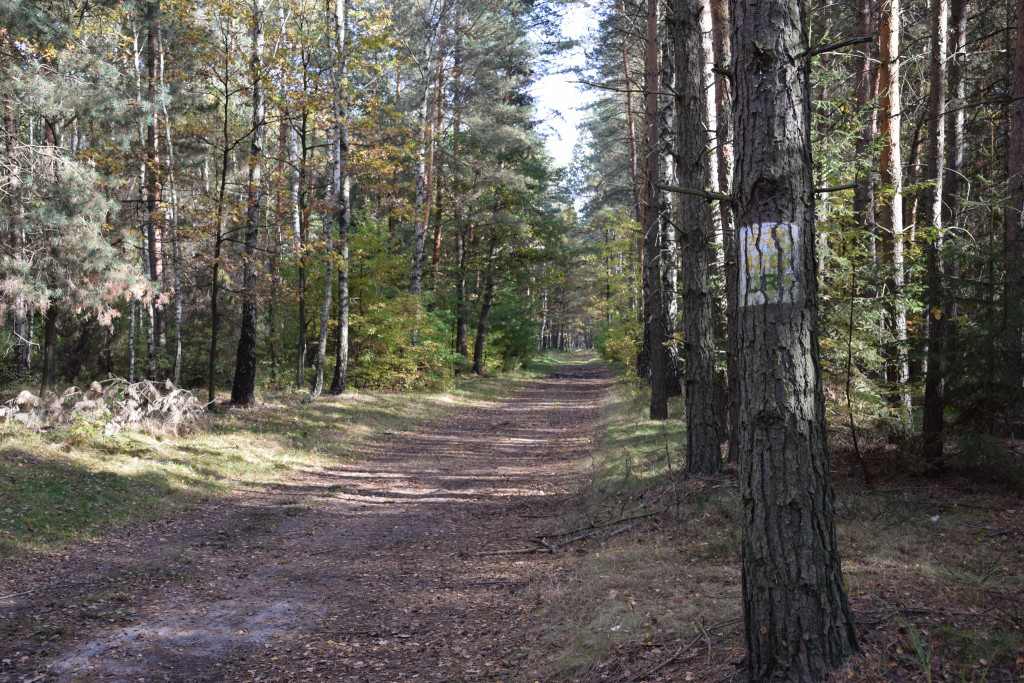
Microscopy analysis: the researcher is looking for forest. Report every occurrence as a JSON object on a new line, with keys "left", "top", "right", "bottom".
{"left": 1, "top": 0, "right": 1024, "bottom": 679}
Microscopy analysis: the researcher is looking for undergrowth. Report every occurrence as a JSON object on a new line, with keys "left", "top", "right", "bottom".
{"left": 526, "top": 368, "right": 1024, "bottom": 682}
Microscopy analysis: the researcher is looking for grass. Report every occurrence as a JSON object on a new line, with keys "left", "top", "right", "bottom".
{"left": 524, "top": 368, "right": 1024, "bottom": 682}
{"left": 0, "top": 355, "right": 562, "bottom": 563}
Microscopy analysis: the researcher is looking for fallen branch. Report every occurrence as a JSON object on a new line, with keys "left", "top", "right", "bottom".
{"left": 621, "top": 634, "right": 703, "bottom": 682}
{"left": 534, "top": 510, "right": 661, "bottom": 541}
{"left": 474, "top": 547, "right": 542, "bottom": 556}
{"left": 603, "top": 522, "right": 640, "bottom": 541}
{"left": 0, "top": 588, "right": 38, "bottom": 601}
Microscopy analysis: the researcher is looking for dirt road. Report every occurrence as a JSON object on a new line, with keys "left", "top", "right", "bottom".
{"left": 1, "top": 364, "right": 612, "bottom": 682}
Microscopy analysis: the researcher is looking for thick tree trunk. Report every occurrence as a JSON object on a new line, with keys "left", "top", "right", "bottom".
{"left": 643, "top": 0, "right": 668, "bottom": 419}
{"left": 878, "top": 0, "right": 911, "bottom": 423}
{"left": 730, "top": 0, "right": 859, "bottom": 673}
{"left": 671, "top": 0, "right": 721, "bottom": 473}
{"left": 230, "top": 0, "right": 266, "bottom": 406}
{"left": 922, "top": 0, "right": 948, "bottom": 464}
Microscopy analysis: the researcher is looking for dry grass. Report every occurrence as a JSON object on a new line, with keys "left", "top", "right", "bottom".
{"left": 525, "top": 374, "right": 1024, "bottom": 682}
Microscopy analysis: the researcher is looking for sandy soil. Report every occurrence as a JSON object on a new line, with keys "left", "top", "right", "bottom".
{"left": 0, "top": 363, "right": 612, "bottom": 682}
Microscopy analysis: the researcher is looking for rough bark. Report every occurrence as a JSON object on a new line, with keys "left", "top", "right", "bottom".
{"left": 670, "top": 0, "right": 721, "bottom": 473}
{"left": 922, "top": 0, "right": 948, "bottom": 464}
{"left": 643, "top": 0, "right": 668, "bottom": 419}
{"left": 230, "top": 0, "right": 266, "bottom": 406}
{"left": 878, "top": 0, "right": 911, "bottom": 423}
{"left": 730, "top": 0, "right": 859, "bottom": 673}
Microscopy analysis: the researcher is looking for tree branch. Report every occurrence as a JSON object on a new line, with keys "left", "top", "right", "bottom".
{"left": 804, "top": 36, "right": 872, "bottom": 58}
{"left": 657, "top": 183, "right": 734, "bottom": 203}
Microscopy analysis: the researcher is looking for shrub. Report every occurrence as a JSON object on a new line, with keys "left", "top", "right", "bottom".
{"left": 349, "top": 294, "right": 460, "bottom": 391}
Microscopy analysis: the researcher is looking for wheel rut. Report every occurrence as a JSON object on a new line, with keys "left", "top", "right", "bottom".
{"left": 0, "top": 363, "right": 612, "bottom": 682}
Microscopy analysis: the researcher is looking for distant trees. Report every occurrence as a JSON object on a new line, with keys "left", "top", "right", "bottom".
{"left": 1, "top": 0, "right": 568, "bottom": 398}
{"left": 581, "top": 0, "right": 1024, "bottom": 477}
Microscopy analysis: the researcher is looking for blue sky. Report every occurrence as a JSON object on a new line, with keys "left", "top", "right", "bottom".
{"left": 531, "top": 1, "right": 599, "bottom": 169}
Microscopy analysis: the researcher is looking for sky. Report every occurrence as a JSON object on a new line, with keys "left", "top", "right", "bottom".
{"left": 531, "top": 1, "right": 600, "bottom": 170}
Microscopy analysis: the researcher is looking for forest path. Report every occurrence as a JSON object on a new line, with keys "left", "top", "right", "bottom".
{"left": 1, "top": 361, "right": 612, "bottom": 682}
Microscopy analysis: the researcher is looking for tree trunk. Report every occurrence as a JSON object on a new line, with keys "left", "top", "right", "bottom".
{"left": 146, "top": 1, "right": 166, "bottom": 359}
{"left": 659, "top": 28, "right": 683, "bottom": 399}
{"left": 209, "top": 27, "right": 234, "bottom": 404}
{"left": 922, "top": 0, "right": 948, "bottom": 465}
{"left": 157, "top": 27, "right": 182, "bottom": 385}
{"left": 643, "top": 0, "right": 668, "bottom": 419}
{"left": 1007, "top": 0, "right": 1024, "bottom": 418}
{"left": 878, "top": 0, "right": 911, "bottom": 424}
{"left": 230, "top": 0, "right": 266, "bottom": 406}
{"left": 669, "top": 0, "right": 721, "bottom": 473}
{"left": 455, "top": 223, "right": 469, "bottom": 360}
{"left": 409, "top": 21, "right": 435, "bottom": 299}
{"left": 40, "top": 304, "right": 58, "bottom": 397}
{"left": 620, "top": 0, "right": 643, "bottom": 226}
{"left": 943, "top": 0, "right": 967, "bottom": 409}
{"left": 304, "top": 205, "right": 334, "bottom": 402}
{"left": 129, "top": 299, "right": 137, "bottom": 383}
{"left": 329, "top": 0, "right": 351, "bottom": 396}
{"left": 472, "top": 241, "right": 497, "bottom": 375}
{"left": 709, "top": 0, "right": 738, "bottom": 454}
{"left": 853, "top": 0, "right": 877, "bottom": 234}
{"left": 730, "top": 0, "right": 859, "bottom": 673}
{"left": 3, "top": 97, "right": 29, "bottom": 377}
{"left": 295, "top": 116, "right": 309, "bottom": 389}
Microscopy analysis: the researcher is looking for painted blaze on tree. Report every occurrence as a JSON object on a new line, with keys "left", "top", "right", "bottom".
{"left": 730, "top": 0, "right": 859, "bottom": 676}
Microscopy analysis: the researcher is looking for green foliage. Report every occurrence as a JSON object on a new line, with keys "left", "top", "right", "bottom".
{"left": 349, "top": 294, "right": 459, "bottom": 391}
{"left": 594, "top": 315, "right": 640, "bottom": 369}
{"left": 487, "top": 292, "right": 539, "bottom": 371}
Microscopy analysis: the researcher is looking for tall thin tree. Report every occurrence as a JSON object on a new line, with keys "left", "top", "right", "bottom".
{"left": 230, "top": 0, "right": 266, "bottom": 406}
{"left": 670, "top": 0, "right": 721, "bottom": 473}
{"left": 922, "top": 0, "right": 948, "bottom": 463}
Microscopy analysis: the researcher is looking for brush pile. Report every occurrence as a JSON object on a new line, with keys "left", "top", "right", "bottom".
{"left": 0, "top": 379, "right": 206, "bottom": 435}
